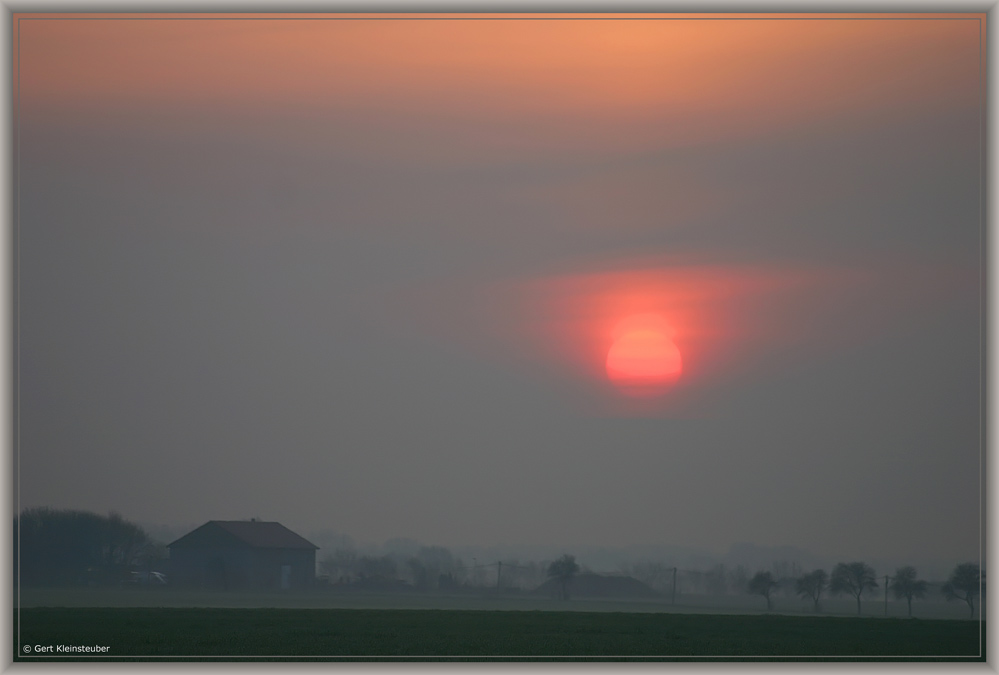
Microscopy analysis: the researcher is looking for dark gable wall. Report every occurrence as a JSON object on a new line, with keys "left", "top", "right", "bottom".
{"left": 170, "top": 546, "right": 315, "bottom": 589}
{"left": 249, "top": 548, "right": 316, "bottom": 589}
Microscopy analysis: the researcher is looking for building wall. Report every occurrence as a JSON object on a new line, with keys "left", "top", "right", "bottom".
{"left": 250, "top": 548, "right": 315, "bottom": 589}
{"left": 169, "top": 546, "right": 315, "bottom": 590}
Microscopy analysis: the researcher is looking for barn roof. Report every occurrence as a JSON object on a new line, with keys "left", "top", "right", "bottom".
{"left": 168, "top": 520, "right": 318, "bottom": 550}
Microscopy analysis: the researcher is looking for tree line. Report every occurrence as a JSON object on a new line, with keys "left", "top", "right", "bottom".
{"left": 14, "top": 507, "right": 166, "bottom": 587}
{"left": 13, "top": 507, "right": 985, "bottom": 617}
{"left": 747, "top": 561, "right": 984, "bottom": 617}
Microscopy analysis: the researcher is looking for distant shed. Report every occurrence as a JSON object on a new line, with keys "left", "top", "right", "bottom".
{"left": 168, "top": 520, "right": 318, "bottom": 590}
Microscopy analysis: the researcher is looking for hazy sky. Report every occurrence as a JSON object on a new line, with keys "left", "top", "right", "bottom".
{"left": 16, "top": 14, "right": 983, "bottom": 567}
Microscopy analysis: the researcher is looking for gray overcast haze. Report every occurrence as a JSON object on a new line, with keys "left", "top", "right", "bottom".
{"left": 15, "top": 16, "right": 983, "bottom": 575}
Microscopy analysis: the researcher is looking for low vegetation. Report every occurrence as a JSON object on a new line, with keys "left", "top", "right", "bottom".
{"left": 13, "top": 607, "right": 984, "bottom": 660}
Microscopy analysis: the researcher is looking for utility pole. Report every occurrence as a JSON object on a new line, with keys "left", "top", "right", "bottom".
{"left": 884, "top": 575, "right": 889, "bottom": 616}
{"left": 671, "top": 567, "right": 678, "bottom": 605}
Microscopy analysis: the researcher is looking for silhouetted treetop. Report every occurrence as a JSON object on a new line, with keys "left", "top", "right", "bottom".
{"left": 15, "top": 507, "right": 150, "bottom": 587}
{"left": 942, "top": 562, "right": 982, "bottom": 618}
{"left": 829, "top": 562, "right": 878, "bottom": 615}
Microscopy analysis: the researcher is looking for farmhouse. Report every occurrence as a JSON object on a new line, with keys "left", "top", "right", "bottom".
{"left": 168, "top": 520, "right": 318, "bottom": 590}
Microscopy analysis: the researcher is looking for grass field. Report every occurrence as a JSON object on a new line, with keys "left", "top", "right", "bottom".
{"left": 16, "top": 586, "right": 983, "bottom": 620}
{"left": 14, "top": 606, "right": 985, "bottom": 661}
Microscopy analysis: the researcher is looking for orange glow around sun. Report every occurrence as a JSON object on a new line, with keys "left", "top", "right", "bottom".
{"left": 367, "top": 255, "right": 959, "bottom": 417}
{"left": 605, "top": 313, "right": 683, "bottom": 396}
{"left": 457, "top": 258, "right": 869, "bottom": 415}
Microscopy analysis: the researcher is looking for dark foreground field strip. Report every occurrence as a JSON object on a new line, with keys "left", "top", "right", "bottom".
{"left": 14, "top": 607, "right": 984, "bottom": 661}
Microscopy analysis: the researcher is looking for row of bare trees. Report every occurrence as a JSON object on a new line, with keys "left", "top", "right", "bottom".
{"left": 748, "top": 562, "right": 984, "bottom": 617}
{"left": 620, "top": 561, "right": 808, "bottom": 597}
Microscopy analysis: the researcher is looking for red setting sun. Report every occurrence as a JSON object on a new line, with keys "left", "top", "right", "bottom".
{"left": 605, "top": 313, "right": 682, "bottom": 396}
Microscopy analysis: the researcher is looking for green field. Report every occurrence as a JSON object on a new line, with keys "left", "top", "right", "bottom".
{"left": 14, "top": 607, "right": 984, "bottom": 661}
{"left": 16, "top": 586, "right": 982, "bottom": 619}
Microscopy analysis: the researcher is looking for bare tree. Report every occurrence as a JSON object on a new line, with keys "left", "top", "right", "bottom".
{"left": 829, "top": 562, "right": 878, "bottom": 615}
{"left": 547, "top": 554, "right": 580, "bottom": 600}
{"left": 101, "top": 512, "right": 149, "bottom": 572}
{"left": 942, "top": 563, "right": 982, "bottom": 618}
{"left": 772, "top": 560, "right": 803, "bottom": 598}
{"left": 795, "top": 569, "right": 828, "bottom": 612}
{"left": 748, "top": 571, "right": 778, "bottom": 611}
{"left": 889, "top": 566, "right": 928, "bottom": 617}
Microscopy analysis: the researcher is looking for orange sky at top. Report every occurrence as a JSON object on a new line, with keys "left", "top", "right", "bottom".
{"left": 15, "top": 14, "right": 984, "bottom": 155}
